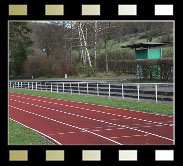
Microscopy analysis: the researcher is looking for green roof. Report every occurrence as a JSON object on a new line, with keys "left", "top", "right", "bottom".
{"left": 120, "top": 42, "right": 170, "bottom": 49}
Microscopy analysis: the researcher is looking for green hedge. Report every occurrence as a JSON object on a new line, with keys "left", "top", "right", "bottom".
{"left": 109, "top": 58, "right": 173, "bottom": 80}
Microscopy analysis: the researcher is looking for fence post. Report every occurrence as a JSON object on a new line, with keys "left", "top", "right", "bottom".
{"left": 36, "top": 82, "right": 37, "bottom": 91}
{"left": 97, "top": 83, "right": 99, "bottom": 96}
{"left": 28, "top": 82, "right": 29, "bottom": 89}
{"left": 18, "top": 82, "right": 19, "bottom": 88}
{"left": 122, "top": 84, "right": 124, "bottom": 99}
{"left": 78, "top": 83, "right": 80, "bottom": 95}
{"left": 137, "top": 84, "right": 140, "bottom": 102}
{"left": 57, "top": 84, "right": 58, "bottom": 93}
{"left": 45, "top": 83, "right": 47, "bottom": 91}
{"left": 21, "top": 82, "right": 22, "bottom": 89}
{"left": 32, "top": 82, "right": 33, "bottom": 90}
{"left": 87, "top": 83, "right": 89, "bottom": 95}
{"left": 109, "top": 84, "right": 111, "bottom": 98}
{"left": 70, "top": 83, "right": 72, "bottom": 94}
{"left": 10, "top": 82, "right": 11, "bottom": 88}
{"left": 155, "top": 84, "right": 158, "bottom": 103}
{"left": 51, "top": 83, "right": 52, "bottom": 92}
{"left": 63, "top": 83, "right": 64, "bottom": 93}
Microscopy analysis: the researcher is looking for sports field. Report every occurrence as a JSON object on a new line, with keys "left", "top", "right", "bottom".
{"left": 9, "top": 89, "right": 174, "bottom": 145}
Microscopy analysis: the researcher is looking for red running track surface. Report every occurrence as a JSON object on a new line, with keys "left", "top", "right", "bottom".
{"left": 9, "top": 92, "right": 174, "bottom": 145}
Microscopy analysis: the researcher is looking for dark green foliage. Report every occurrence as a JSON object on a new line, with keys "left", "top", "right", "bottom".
{"left": 105, "top": 58, "right": 173, "bottom": 81}
{"left": 137, "top": 58, "right": 173, "bottom": 80}
{"left": 109, "top": 60, "right": 137, "bottom": 74}
{"left": 9, "top": 22, "right": 34, "bottom": 77}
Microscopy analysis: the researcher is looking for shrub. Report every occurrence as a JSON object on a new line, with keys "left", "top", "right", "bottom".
{"left": 107, "top": 58, "right": 173, "bottom": 80}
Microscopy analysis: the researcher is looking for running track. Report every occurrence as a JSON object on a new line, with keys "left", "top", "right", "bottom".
{"left": 9, "top": 92, "right": 174, "bottom": 145}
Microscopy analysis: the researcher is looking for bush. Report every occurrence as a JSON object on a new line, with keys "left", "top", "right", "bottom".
{"left": 109, "top": 60, "right": 137, "bottom": 74}
{"left": 107, "top": 58, "right": 173, "bottom": 80}
{"left": 137, "top": 58, "right": 173, "bottom": 80}
{"left": 21, "top": 54, "right": 77, "bottom": 78}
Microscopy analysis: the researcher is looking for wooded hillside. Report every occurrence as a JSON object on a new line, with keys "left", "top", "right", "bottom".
{"left": 9, "top": 21, "right": 173, "bottom": 79}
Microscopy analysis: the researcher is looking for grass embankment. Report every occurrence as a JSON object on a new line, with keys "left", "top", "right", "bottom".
{"left": 129, "top": 79, "right": 173, "bottom": 83}
{"left": 9, "top": 120, "right": 55, "bottom": 145}
{"left": 35, "top": 72, "right": 135, "bottom": 80}
{"left": 9, "top": 88, "right": 173, "bottom": 115}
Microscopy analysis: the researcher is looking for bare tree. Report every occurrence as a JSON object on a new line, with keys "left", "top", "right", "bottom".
{"left": 94, "top": 21, "right": 98, "bottom": 68}
{"left": 77, "top": 22, "right": 92, "bottom": 67}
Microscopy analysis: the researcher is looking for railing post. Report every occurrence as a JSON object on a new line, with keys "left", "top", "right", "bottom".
{"left": 45, "top": 83, "right": 47, "bottom": 91}
{"left": 32, "top": 82, "right": 33, "bottom": 90}
{"left": 97, "top": 83, "right": 99, "bottom": 96}
{"left": 63, "top": 83, "right": 64, "bottom": 93}
{"left": 51, "top": 83, "right": 52, "bottom": 92}
{"left": 57, "top": 84, "right": 58, "bottom": 93}
{"left": 10, "top": 82, "right": 11, "bottom": 88}
{"left": 155, "top": 84, "right": 158, "bottom": 103}
{"left": 18, "top": 82, "right": 19, "bottom": 88}
{"left": 137, "top": 84, "right": 140, "bottom": 102}
{"left": 78, "top": 83, "right": 80, "bottom": 95}
{"left": 109, "top": 84, "right": 111, "bottom": 98}
{"left": 36, "top": 82, "right": 37, "bottom": 90}
{"left": 122, "top": 84, "right": 124, "bottom": 99}
{"left": 28, "top": 82, "right": 29, "bottom": 89}
{"left": 21, "top": 82, "right": 22, "bottom": 89}
{"left": 70, "top": 83, "right": 72, "bottom": 94}
{"left": 87, "top": 83, "right": 89, "bottom": 95}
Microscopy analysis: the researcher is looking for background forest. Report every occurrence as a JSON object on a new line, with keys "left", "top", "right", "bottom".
{"left": 9, "top": 21, "right": 173, "bottom": 80}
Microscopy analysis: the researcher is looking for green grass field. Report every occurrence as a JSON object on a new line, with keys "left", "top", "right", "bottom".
{"left": 9, "top": 120, "right": 55, "bottom": 145}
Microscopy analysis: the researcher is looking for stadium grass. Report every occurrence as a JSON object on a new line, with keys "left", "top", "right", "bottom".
{"left": 9, "top": 88, "right": 173, "bottom": 115}
{"left": 9, "top": 120, "right": 55, "bottom": 145}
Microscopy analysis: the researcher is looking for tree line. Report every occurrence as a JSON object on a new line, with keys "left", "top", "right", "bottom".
{"left": 9, "top": 21, "right": 173, "bottom": 79}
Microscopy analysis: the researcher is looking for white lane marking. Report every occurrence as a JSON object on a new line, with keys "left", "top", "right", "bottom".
{"left": 116, "top": 128, "right": 125, "bottom": 130}
{"left": 9, "top": 100, "right": 174, "bottom": 142}
{"left": 68, "top": 132, "right": 76, "bottom": 134}
{"left": 9, "top": 105, "right": 123, "bottom": 145}
{"left": 12, "top": 92, "right": 173, "bottom": 118}
{"left": 13, "top": 95, "right": 170, "bottom": 126}
{"left": 9, "top": 118, "right": 62, "bottom": 145}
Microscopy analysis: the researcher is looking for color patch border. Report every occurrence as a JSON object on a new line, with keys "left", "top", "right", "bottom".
{"left": 45, "top": 5, "right": 64, "bottom": 16}
{"left": 119, "top": 150, "right": 138, "bottom": 161}
{"left": 82, "top": 5, "right": 101, "bottom": 16}
{"left": 1, "top": 0, "right": 179, "bottom": 166}
{"left": 82, "top": 150, "right": 101, "bottom": 161}
{"left": 155, "top": 150, "right": 174, "bottom": 161}
{"left": 155, "top": 4, "right": 174, "bottom": 16}
{"left": 9, "top": 150, "right": 28, "bottom": 161}
{"left": 118, "top": 4, "right": 137, "bottom": 16}
{"left": 46, "top": 150, "right": 65, "bottom": 161}
{"left": 9, "top": 4, "right": 28, "bottom": 16}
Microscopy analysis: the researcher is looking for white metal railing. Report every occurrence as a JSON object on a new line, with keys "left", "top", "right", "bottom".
{"left": 9, "top": 81, "right": 174, "bottom": 104}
